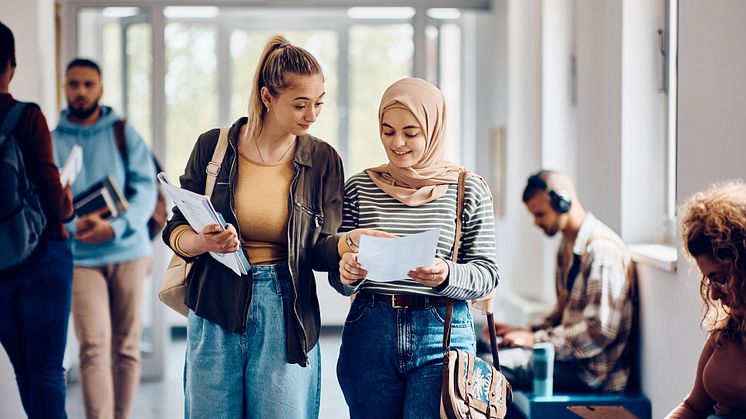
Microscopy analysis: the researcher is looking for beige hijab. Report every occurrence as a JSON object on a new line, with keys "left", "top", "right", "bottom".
{"left": 366, "top": 78, "right": 462, "bottom": 206}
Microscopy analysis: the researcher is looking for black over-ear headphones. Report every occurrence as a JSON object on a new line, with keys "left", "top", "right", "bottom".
{"left": 527, "top": 173, "right": 572, "bottom": 214}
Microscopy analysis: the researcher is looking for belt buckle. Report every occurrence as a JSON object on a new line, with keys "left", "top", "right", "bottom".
{"left": 391, "top": 295, "right": 406, "bottom": 309}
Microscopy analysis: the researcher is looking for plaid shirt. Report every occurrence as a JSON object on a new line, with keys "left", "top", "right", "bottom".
{"left": 531, "top": 213, "right": 633, "bottom": 392}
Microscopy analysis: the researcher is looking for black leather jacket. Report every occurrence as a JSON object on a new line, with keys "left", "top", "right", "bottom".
{"left": 162, "top": 117, "right": 343, "bottom": 366}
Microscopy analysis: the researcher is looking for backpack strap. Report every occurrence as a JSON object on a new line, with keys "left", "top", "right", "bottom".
{"left": 113, "top": 119, "right": 128, "bottom": 163}
{"left": 1, "top": 103, "right": 29, "bottom": 136}
{"left": 113, "top": 119, "right": 166, "bottom": 174}
{"left": 205, "top": 128, "right": 228, "bottom": 197}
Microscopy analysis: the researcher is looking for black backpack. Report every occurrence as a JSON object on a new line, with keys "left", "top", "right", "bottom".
{"left": 0, "top": 103, "right": 47, "bottom": 271}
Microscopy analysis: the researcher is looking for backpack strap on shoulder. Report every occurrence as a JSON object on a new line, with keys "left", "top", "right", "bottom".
{"left": 205, "top": 128, "right": 228, "bottom": 197}
{"left": 113, "top": 119, "right": 127, "bottom": 163}
{"left": 1, "top": 103, "right": 29, "bottom": 136}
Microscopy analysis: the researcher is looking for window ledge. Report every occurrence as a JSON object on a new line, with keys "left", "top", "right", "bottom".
{"left": 628, "top": 243, "right": 678, "bottom": 273}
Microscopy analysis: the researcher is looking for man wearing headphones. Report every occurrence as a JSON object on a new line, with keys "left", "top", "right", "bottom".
{"left": 484, "top": 170, "right": 634, "bottom": 393}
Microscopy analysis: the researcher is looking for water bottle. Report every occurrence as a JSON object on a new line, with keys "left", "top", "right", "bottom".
{"left": 532, "top": 342, "right": 555, "bottom": 397}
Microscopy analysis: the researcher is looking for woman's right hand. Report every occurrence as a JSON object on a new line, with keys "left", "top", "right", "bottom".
{"left": 339, "top": 252, "right": 368, "bottom": 285}
{"left": 197, "top": 223, "right": 240, "bottom": 254}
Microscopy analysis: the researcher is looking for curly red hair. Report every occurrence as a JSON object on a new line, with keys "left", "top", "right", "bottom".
{"left": 680, "top": 179, "right": 746, "bottom": 341}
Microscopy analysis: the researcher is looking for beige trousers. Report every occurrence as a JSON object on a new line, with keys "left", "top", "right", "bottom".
{"left": 72, "top": 258, "right": 149, "bottom": 419}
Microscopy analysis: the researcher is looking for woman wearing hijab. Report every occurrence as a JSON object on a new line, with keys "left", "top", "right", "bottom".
{"left": 329, "top": 77, "right": 499, "bottom": 418}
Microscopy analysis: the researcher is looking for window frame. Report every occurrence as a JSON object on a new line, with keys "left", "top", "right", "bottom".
{"left": 65, "top": 3, "right": 470, "bottom": 174}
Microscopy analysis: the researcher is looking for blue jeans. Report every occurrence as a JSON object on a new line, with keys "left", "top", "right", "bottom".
{"left": 184, "top": 263, "right": 321, "bottom": 419}
{"left": 0, "top": 238, "right": 73, "bottom": 419}
{"left": 337, "top": 294, "right": 476, "bottom": 419}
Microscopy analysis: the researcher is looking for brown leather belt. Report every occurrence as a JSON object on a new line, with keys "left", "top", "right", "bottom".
{"left": 369, "top": 293, "right": 453, "bottom": 309}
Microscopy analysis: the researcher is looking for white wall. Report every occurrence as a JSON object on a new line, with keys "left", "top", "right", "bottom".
{"left": 496, "top": 0, "right": 545, "bottom": 303}
{"left": 494, "top": 0, "right": 745, "bottom": 417}
{"left": 1, "top": 0, "right": 57, "bottom": 122}
{"left": 537, "top": 0, "right": 575, "bottom": 305}
{"left": 541, "top": 0, "right": 577, "bottom": 177}
{"left": 0, "top": 2, "right": 57, "bottom": 417}
{"left": 648, "top": 2, "right": 746, "bottom": 416}
{"left": 620, "top": 0, "right": 667, "bottom": 243}
{"left": 638, "top": 264, "right": 704, "bottom": 418}
{"left": 676, "top": 0, "right": 746, "bottom": 201}
{"left": 575, "top": 0, "right": 623, "bottom": 234}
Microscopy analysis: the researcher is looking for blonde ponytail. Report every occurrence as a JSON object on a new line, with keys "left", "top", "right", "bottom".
{"left": 246, "top": 35, "right": 323, "bottom": 140}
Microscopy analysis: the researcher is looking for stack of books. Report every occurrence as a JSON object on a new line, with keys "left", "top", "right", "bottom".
{"left": 73, "top": 175, "right": 129, "bottom": 219}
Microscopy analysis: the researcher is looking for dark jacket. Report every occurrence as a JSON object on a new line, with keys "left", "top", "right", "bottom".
{"left": 162, "top": 117, "right": 344, "bottom": 366}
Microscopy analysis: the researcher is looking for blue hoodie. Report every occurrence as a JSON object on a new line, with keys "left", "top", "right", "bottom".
{"left": 52, "top": 106, "right": 156, "bottom": 267}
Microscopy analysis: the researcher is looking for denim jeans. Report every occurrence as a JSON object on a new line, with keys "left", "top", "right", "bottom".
{"left": 0, "top": 238, "right": 73, "bottom": 419}
{"left": 185, "top": 263, "right": 321, "bottom": 419}
{"left": 337, "top": 294, "right": 476, "bottom": 419}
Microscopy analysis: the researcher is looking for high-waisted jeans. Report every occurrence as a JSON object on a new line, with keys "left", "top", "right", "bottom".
{"left": 185, "top": 263, "right": 321, "bottom": 419}
{"left": 337, "top": 293, "right": 476, "bottom": 419}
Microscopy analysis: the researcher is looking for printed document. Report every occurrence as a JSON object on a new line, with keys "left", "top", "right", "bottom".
{"left": 157, "top": 173, "right": 250, "bottom": 276}
{"left": 358, "top": 229, "right": 440, "bottom": 282}
{"left": 59, "top": 145, "right": 83, "bottom": 187}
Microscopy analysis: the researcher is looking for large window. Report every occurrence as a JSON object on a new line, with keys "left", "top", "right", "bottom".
{"left": 76, "top": 7, "right": 152, "bottom": 147}
{"left": 348, "top": 23, "right": 413, "bottom": 172}
{"left": 164, "top": 22, "right": 218, "bottom": 178}
{"left": 71, "top": 5, "right": 468, "bottom": 180}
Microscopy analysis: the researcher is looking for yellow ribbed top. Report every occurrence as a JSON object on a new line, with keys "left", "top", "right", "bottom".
{"left": 234, "top": 147, "right": 294, "bottom": 265}
{"left": 170, "top": 144, "right": 295, "bottom": 265}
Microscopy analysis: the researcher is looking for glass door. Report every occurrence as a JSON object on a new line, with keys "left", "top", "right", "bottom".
{"left": 74, "top": 6, "right": 164, "bottom": 381}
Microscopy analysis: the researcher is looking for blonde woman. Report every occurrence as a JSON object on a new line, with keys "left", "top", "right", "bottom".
{"left": 162, "top": 36, "right": 342, "bottom": 418}
{"left": 667, "top": 180, "right": 746, "bottom": 418}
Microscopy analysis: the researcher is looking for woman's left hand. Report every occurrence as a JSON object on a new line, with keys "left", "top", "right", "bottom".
{"left": 408, "top": 258, "right": 449, "bottom": 287}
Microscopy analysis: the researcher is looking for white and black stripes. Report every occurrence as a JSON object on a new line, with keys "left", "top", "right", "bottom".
{"left": 333, "top": 172, "right": 499, "bottom": 301}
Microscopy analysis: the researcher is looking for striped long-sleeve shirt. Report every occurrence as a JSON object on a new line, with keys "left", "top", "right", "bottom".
{"left": 328, "top": 172, "right": 499, "bottom": 300}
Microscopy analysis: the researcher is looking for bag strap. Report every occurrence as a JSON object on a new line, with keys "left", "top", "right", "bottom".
{"left": 486, "top": 312, "right": 503, "bottom": 372}
{"left": 442, "top": 171, "right": 505, "bottom": 374}
{"left": 1, "top": 102, "right": 28, "bottom": 136}
{"left": 205, "top": 128, "right": 228, "bottom": 197}
{"left": 443, "top": 169, "right": 468, "bottom": 353}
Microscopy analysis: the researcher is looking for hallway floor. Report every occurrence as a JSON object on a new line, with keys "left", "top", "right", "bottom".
{"left": 66, "top": 330, "right": 349, "bottom": 419}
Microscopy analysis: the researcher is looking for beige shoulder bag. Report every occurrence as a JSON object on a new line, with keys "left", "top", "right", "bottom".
{"left": 158, "top": 128, "right": 229, "bottom": 317}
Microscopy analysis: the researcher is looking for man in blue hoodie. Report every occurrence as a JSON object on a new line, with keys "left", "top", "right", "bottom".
{"left": 52, "top": 58, "right": 156, "bottom": 419}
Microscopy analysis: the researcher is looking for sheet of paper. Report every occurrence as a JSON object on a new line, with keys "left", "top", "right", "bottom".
{"left": 59, "top": 145, "right": 83, "bottom": 187}
{"left": 358, "top": 229, "right": 440, "bottom": 282}
{"left": 157, "top": 173, "right": 249, "bottom": 276}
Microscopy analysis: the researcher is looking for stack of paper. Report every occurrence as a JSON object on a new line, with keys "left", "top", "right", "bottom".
{"left": 358, "top": 229, "right": 440, "bottom": 282}
{"left": 157, "top": 173, "right": 250, "bottom": 276}
{"left": 59, "top": 145, "right": 83, "bottom": 187}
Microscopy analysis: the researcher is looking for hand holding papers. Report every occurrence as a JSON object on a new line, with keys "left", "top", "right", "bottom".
{"left": 157, "top": 173, "right": 250, "bottom": 276}
{"left": 358, "top": 229, "right": 440, "bottom": 282}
